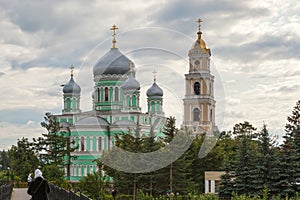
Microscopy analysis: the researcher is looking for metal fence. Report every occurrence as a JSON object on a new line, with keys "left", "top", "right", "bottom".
{"left": 0, "top": 184, "right": 13, "bottom": 200}
{"left": 48, "top": 183, "right": 91, "bottom": 200}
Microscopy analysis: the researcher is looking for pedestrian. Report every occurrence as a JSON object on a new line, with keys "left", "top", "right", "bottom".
{"left": 27, "top": 173, "right": 32, "bottom": 186}
{"left": 111, "top": 188, "right": 117, "bottom": 200}
{"left": 27, "top": 169, "right": 50, "bottom": 200}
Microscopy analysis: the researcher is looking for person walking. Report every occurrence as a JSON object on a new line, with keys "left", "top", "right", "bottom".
{"left": 27, "top": 169, "right": 50, "bottom": 200}
{"left": 27, "top": 173, "right": 32, "bottom": 186}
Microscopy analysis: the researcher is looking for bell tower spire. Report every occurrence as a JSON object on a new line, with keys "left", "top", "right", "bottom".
{"left": 183, "top": 19, "right": 216, "bottom": 134}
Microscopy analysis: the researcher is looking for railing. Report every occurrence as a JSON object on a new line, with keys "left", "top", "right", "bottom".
{"left": 48, "top": 183, "right": 91, "bottom": 200}
{"left": 0, "top": 183, "right": 13, "bottom": 200}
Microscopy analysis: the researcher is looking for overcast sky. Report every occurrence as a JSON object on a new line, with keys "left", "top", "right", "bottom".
{"left": 0, "top": 0, "right": 299, "bottom": 149}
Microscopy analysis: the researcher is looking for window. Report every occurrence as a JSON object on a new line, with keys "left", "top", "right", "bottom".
{"left": 193, "top": 108, "right": 200, "bottom": 121}
{"left": 194, "top": 60, "right": 200, "bottom": 70}
{"left": 98, "top": 137, "right": 102, "bottom": 151}
{"left": 194, "top": 82, "right": 200, "bottom": 95}
{"left": 132, "top": 95, "right": 137, "bottom": 106}
{"left": 80, "top": 137, "right": 85, "bottom": 151}
{"left": 210, "top": 109, "right": 213, "bottom": 121}
{"left": 105, "top": 87, "right": 109, "bottom": 101}
{"left": 97, "top": 88, "right": 100, "bottom": 102}
{"left": 115, "top": 87, "right": 119, "bottom": 101}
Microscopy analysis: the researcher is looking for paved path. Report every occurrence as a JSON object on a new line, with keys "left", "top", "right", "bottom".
{"left": 12, "top": 188, "right": 31, "bottom": 200}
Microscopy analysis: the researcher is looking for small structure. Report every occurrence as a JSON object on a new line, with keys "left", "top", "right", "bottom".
{"left": 204, "top": 171, "right": 225, "bottom": 194}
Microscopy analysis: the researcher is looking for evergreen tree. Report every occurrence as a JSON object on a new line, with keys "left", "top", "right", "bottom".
{"left": 231, "top": 122, "right": 257, "bottom": 196}
{"left": 162, "top": 117, "right": 194, "bottom": 195}
{"left": 251, "top": 124, "right": 279, "bottom": 197}
{"left": 276, "top": 100, "right": 300, "bottom": 198}
{"left": 34, "top": 112, "right": 77, "bottom": 168}
{"left": 102, "top": 129, "right": 144, "bottom": 198}
{"left": 275, "top": 134, "right": 295, "bottom": 198}
{"left": 219, "top": 160, "right": 234, "bottom": 200}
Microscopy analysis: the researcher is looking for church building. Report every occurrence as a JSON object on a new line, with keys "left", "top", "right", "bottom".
{"left": 55, "top": 19, "right": 216, "bottom": 181}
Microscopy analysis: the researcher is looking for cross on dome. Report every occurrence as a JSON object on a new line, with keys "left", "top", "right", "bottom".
{"left": 153, "top": 69, "right": 157, "bottom": 82}
{"left": 70, "top": 65, "right": 75, "bottom": 77}
{"left": 110, "top": 24, "right": 118, "bottom": 48}
{"left": 197, "top": 18, "right": 203, "bottom": 40}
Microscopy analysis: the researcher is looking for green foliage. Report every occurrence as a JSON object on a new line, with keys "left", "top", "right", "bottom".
{"left": 79, "top": 168, "right": 110, "bottom": 200}
{"left": 42, "top": 164, "right": 65, "bottom": 186}
{"left": 0, "top": 150, "right": 10, "bottom": 171}
{"left": 34, "top": 112, "right": 77, "bottom": 167}
{"left": 8, "top": 137, "right": 39, "bottom": 181}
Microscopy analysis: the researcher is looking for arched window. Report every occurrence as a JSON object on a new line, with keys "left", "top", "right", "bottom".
{"left": 126, "top": 96, "right": 131, "bottom": 107}
{"left": 132, "top": 95, "right": 137, "bottom": 106}
{"left": 98, "top": 137, "right": 102, "bottom": 151}
{"left": 97, "top": 88, "right": 100, "bottom": 102}
{"left": 193, "top": 108, "right": 200, "bottom": 121}
{"left": 210, "top": 109, "right": 213, "bottom": 121}
{"left": 80, "top": 137, "right": 85, "bottom": 151}
{"left": 115, "top": 87, "right": 119, "bottom": 101}
{"left": 105, "top": 87, "right": 109, "bottom": 101}
{"left": 194, "top": 82, "right": 200, "bottom": 95}
{"left": 194, "top": 60, "right": 200, "bottom": 70}
{"left": 66, "top": 98, "right": 71, "bottom": 109}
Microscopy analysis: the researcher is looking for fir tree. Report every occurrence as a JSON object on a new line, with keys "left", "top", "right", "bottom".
{"left": 251, "top": 124, "right": 279, "bottom": 197}
{"left": 219, "top": 160, "right": 234, "bottom": 200}
{"left": 275, "top": 100, "right": 300, "bottom": 198}
{"left": 231, "top": 122, "right": 257, "bottom": 196}
{"left": 34, "top": 112, "right": 77, "bottom": 167}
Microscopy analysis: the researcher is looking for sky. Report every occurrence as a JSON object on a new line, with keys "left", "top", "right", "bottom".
{"left": 0, "top": 0, "right": 300, "bottom": 149}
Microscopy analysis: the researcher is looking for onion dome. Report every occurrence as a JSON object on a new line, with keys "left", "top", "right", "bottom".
{"left": 147, "top": 82, "right": 163, "bottom": 97}
{"left": 147, "top": 70, "right": 163, "bottom": 97}
{"left": 93, "top": 48, "right": 136, "bottom": 77}
{"left": 63, "top": 66, "right": 81, "bottom": 94}
{"left": 121, "top": 62, "right": 140, "bottom": 91}
{"left": 93, "top": 24, "right": 136, "bottom": 77}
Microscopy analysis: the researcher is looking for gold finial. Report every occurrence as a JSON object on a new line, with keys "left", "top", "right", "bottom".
{"left": 153, "top": 69, "right": 157, "bottom": 82}
{"left": 110, "top": 24, "right": 118, "bottom": 48}
{"left": 129, "top": 61, "right": 133, "bottom": 73}
{"left": 197, "top": 18, "right": 203, "bottom": 40}
{"left": 70, "top": 65, "right": 75, "bottom": 77}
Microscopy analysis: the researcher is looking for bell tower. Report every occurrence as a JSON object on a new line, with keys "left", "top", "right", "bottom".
{"left": 183, "top": 19, "right": 216, "bottom": 134}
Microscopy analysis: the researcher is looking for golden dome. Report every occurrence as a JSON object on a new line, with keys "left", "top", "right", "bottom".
{"left": 188, "top": 19, "right": 211, "bottom": 55}
{"left": 192, "top": 38, "right": 207, "bottom": 49}
{"left": 189, "top": 36, "right": 211, "bottom": 55}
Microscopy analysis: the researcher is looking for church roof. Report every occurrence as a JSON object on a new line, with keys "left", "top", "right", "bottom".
{"left": 63, "top": 77, "right": 81, "bottom": 94}
{"left": 75, "top": 116, "right": 109, "bottom": 126}
{"left": 121, "top": 73, "right": 140, "bottom": 91}
{"left": 147, "top": 82, "right": 163, "bottom": 97}
{"left": 93, "top": 48, "right": 136, "bottom": 77}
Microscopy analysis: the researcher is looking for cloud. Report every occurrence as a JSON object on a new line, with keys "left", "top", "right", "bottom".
{"left": 226, "top": 97, "right": 240, "bottom": 106}
{"left": 0, "top": 121, "right": 43, "bottom": 150}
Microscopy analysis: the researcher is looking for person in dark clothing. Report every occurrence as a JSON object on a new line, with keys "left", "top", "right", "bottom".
{"left": 27, "top": 169, "right": 50, "bottom": 200}
{"left": 111, "top": 189, "right": 117, "bottom": 200}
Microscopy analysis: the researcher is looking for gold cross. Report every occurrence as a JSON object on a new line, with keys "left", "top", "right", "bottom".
{"left": 153, "top": 69, "right": 157, "bottom": 82}
{"left": 197, "top": 18, "right": 203, "bottom": 32}
{"left": 70, "top": 65, "right": 75, "bottom": 77}
{"left": 110, "top": 24, "right": 118, "bottom": 48}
